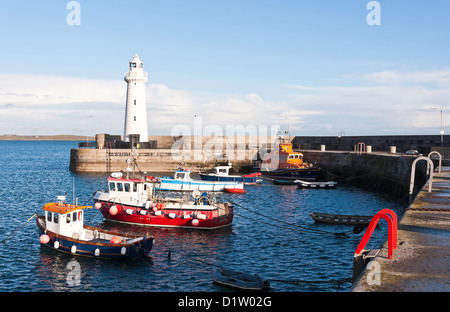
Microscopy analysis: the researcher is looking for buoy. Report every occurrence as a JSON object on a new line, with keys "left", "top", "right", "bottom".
{"left": 110, "top": 236, "right": 121, "bottom": 244}
{"left": 54, "top": 241, "right": 59, "bottom": 249}
{"left": 94, "top": 248, "right": 100, "bottom": 256}
{"left": 71, "top": 245, "right": 77, "bottom": 253}
{"left": 152, "top": 207, "right": 157, "bottom": 212}
{"left": 192, "top": 219, "right": 199, "bottom": 226}
{"left": 39, "top": 234, "right": 50, "bottom": 244}
{"left": 154, "top": 211, "right": 163, "bottom": 216}
{"left": 121, "top": 247, "right": 126, "bottom": 255}
{"left": 125, "top": 209, "right": 134, "bottom": 215}
{"left": 168, "top": 213, "right": 177, "bottom": 219}
{"left": 95, "top": 202, "right": 102, "bottom": 209}
{"left": 109, "top": 205, "right": 118, "bottom": 215}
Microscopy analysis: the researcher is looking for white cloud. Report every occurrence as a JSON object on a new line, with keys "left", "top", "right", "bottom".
{"left": 0, "top": 69, "right": 449, "bottom": 136}
{"left": 284, "top": 69, "right": 450, "bottom": 135}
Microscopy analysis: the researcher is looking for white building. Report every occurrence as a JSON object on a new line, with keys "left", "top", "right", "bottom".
{"left": 123, "top": 54, "right": 149, "bottom": 143}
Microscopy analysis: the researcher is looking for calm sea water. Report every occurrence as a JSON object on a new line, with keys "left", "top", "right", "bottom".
{"left": 0, "top": 141, "right": 407, "bottom": 293}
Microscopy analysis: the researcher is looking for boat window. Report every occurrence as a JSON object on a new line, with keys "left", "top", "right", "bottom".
{"left": 54, "top": 213, "right": 59, "bottom": 224}
{"left": 73, "top": 211, "right": 77, "bottom": 222}
{"left": 47, "top": 212, "right": 52, "bottom": 222}
{"left": 124, "top": 183, "right": 131, "bottom": 192}
{"left": 109, "top": 182, "right": 116, "bottom": 191}
{"left": 288, "top": 155, "right": 294, "bottom": 160}
{"left": 294, "top": 154, "right": 299, "bottom": 159}
{"left": 117, "top": 183, "right": 123, "bottom": 191}
{"left": 177, "top": 172, "right": 185, "bottom": 179}
{"left": 66, "top": 213, "right": 71, "bottom": 223}
{"left": 133, "top": 183, "right": 137, "bottom": 192}
{"left": 78, "top": 211, "right": 83, "bottom": 220}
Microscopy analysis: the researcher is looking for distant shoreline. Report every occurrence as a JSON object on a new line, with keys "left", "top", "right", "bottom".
{"left": 0, "top": 135, "right": 94, "bottom": 141}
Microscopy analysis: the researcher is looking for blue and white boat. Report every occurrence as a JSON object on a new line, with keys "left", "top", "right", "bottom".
{"left": 156, "top": 169, "right": 244, "bottom": 192}
{"left": 199, "top": 163, "right": 262, "bottom": 185}
{"left": 36, "top": 195, "right": 154, "bottom": 259}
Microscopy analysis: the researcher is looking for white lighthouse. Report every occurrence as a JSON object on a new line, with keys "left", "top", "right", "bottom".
{"left": 123, "top": 54, "right": 149, "bottom": 143}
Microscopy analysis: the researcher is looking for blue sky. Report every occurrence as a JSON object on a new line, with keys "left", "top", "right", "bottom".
{"left": 0, "top": 0, "right": 449, "bottom": 137}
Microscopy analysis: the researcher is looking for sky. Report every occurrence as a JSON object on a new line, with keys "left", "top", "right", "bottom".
{"left": 0, "top": 0, "right": 449, "bottom": 137}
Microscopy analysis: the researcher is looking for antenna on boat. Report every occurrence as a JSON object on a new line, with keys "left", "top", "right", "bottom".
{"left": 73, "top": 176, "right": 75, "bottom": 205}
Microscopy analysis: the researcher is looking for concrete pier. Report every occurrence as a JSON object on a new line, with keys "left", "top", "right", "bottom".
{"left": 301, "top": 150, "right": 425, "bottom": 195}
{"left": 69, "top": 147, "right": 257, "bottom": 173}
{"left": 351, "top": 166, "right": 450, "bottom": 292}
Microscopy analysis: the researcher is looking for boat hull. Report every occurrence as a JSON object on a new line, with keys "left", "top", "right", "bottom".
{"left": 95, "top": 200, "right": 234, "bottom": 230}
{"left": 199, "top": 174, "right": 260, "bottom": 185}
{"left": 36, "top": 215, "right": 153, "bottom": 259}
{"left": 309, "top": 212, "right": 373, "bottom": 226}
{"left": 296, "top": 180, "right": 337, "bottom": 188}
{"left": 261, "top": 168, "right": 320, "bottom": 181}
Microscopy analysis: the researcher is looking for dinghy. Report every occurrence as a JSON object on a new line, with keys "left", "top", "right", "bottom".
{"left": 309, "top": 212, "right": 373, "bottom": 226}
{"left": 212, "top": 267, "right": 270, "bottom": 291}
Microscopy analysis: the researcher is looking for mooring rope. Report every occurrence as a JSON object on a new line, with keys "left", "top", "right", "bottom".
{"left": 1, "top": 213, "right": 37, "bottom": 244}
{"left": 229, "top": 200, "right": 353, "bottom": 237}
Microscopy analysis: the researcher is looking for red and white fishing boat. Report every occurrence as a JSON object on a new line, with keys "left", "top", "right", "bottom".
{"left": 93, "top": 171, "right": 234, "bottom": 230}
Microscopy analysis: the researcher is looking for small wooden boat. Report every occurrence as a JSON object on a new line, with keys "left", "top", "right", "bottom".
{"left": 296, "top": 180, "right": 337, "bottom": 188}
{"left": 212, "top": 267, "right": 270, "bottom": 291}
{"left": 37, "top": 196, "right": 154, "bottom": 259}
{"left": 224, "top": 187, "right": 246, "bottom": 194}
{"left": 309, "top": 212, "right": 373, "bottom": 226}
{"left": 272, "top": 179, "right": 298, "bottom": 185}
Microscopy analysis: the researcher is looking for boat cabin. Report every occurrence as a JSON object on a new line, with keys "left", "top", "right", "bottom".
{"left": 212, "top": 164, "right": 233, "bottom": 176}
{"left": 43, "top": 196, "right": 89, "bottom": 238}
{"left": 173, "top": 169, "right": 193, "bottom": 181}
{"left": 107, "top": 172, "right": 155, "bottom": 204}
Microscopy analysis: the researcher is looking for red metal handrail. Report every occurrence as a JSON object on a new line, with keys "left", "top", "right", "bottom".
{"left": 354, "top": 209, "right": 397, "bottom": 259}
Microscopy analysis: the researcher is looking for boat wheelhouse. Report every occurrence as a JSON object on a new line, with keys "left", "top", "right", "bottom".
{"left": 36, "top": 196, "right": 154, "bottom": 259}
{"left": 93, "top": 172, "right": 234, "bottom": 230}
{"left": 255, "top": 139, "right": 320, "bottom": 181}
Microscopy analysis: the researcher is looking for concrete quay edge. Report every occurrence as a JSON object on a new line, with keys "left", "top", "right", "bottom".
{"left": 351, "top": 166, "right": 450, "bottom": 292}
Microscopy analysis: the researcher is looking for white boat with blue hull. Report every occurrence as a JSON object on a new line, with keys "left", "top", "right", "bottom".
{"left": 156, "top": 169, "right": 244, "bottom": 192}
{"left": 199, "top": 163, "right": 262, "bottom": 185}
{"left": 36, "top": 196, "right": 154, "bottom": 259}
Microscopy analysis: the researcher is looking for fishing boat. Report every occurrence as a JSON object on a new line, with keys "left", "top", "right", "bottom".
{"left": 212, "top": 267, "right": 270, "bottom": 291}
{"left": 199, "top": 163, "right": 262, "bottom": 185}
{"left": 156, "top": 168, "right": 244, "bottom": 192}
{"left": 296, "top": 180, "right": 337, "bottom": 188}
{"left": 93, "top": 171, "right": 234, "bottom": 230}
{"left": 309, "top": 212, "right": 373, "bottom": 226}
{"left": 36, "top": 196, "right": 154, "bottom": 259}
{"left": 254, "top": 137, "right": 320, "bottom": 181}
